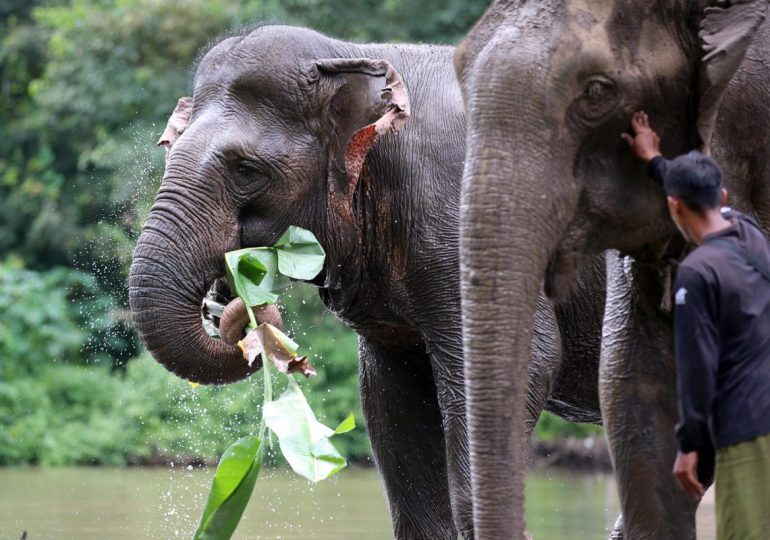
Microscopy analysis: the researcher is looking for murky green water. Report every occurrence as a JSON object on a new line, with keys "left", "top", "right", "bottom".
{"left": 0, "top": 466, "right": 714, "bottom": 539}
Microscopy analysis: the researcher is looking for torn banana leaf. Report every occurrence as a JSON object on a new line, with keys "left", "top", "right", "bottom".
{"left": 238, "top": 323, "right": 316, "bottom": 377}
{"left": 263, "top": 377, "right": 355, "bottom": 482}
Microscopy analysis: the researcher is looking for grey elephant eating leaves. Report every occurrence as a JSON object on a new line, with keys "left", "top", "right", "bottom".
{"left": 455, "top": 1, "right": 770, "bottom": 539}
{"left": 129, "top": 25, "right": 608, "bottom": 539}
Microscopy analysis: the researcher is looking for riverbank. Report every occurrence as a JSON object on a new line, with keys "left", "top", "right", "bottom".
{"left": 16, "top": 434, "right": 612, "bottom": 472}
{"left": 532, "top": 436, "right": 613, "bottom": 471}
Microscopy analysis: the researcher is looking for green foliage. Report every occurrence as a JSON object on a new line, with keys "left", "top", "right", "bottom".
{"left": 0, "top": 283, "right": 370, "bottom": 466}
{"left": 225, "top": 227, "right": 326, "bottom": 311}
{"left": 281, "top": 286, "right": 370, "bottom": 459}
{"left": 273, "top": 226, "right": 326, "bottom": 281}
{"left": 533, "top": 412, "right": 604, "bottom": 442}
{"left": 0, "top": 260, "right": 138, "bottom": 377}
{"left": 277, "top": 0, "right": 489, "bottom": 44}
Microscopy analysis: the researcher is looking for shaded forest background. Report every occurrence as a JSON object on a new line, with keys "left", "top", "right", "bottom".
{"left": 1, "top": 0, "right": 599, "bottom": 466}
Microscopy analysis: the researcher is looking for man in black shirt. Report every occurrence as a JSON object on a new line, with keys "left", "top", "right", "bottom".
{"left": 623, "top": 111, "right": 770, "bottom": 539}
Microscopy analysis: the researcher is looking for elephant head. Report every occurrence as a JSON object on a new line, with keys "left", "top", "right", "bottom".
{"left": 455, "top": 1, "right": 768, "bottom": 536}
{"left": 129, "top": 26, "right": 409, "bottom": 384}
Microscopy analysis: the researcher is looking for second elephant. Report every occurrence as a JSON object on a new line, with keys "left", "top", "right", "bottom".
{"left": 456, "top": 1, "right": 770, "bottom": 538}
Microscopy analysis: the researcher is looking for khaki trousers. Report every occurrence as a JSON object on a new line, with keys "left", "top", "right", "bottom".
{"left": 715, "top": 431, "right": 770, "bottom": 540}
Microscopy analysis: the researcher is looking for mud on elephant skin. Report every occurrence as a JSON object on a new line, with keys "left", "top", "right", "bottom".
{"left": 455, "top": 1, "right": 770, "bottom": 539}
{"left": 129, "top": 25, "right": 607, "bottom": 539}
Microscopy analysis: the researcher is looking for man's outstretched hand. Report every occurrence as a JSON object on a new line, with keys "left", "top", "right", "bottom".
{"left": 621, "top": 111, "right": 663, "bottom": 163}
{"left": 673, "top": 450, "right": 705, "bottom": 502}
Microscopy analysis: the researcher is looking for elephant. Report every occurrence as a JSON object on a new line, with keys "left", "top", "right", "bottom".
{"left": 128, "top": 25, "right": 606, "bottom": 539}
{"left": 455, "top": 1, "right": 770, "bottom": 538}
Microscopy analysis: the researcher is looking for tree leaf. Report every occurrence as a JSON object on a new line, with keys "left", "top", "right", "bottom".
{"left": 263, "top": 377, "right": 348, "bottom": 482}
{"left": 333, "top": 413, "right": 356, "bottom": 435}
{"left": 193, "top": 435, "right": 263, "bottom": 540}
{"left": 274, "top": 226, "right": 326, "bottom": 280}
{"left": 282, "top": 356, "right": 317, "bottom": 378}
{"left": 240, "top": 250, "right": 290, "bottom": 292}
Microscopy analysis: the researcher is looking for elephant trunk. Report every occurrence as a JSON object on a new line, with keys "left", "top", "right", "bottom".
{"left": 129, "top": 167, "right": 259, "bottom": 384}
{"left": 460, "top": 51, "right": 579, "bottom": 538}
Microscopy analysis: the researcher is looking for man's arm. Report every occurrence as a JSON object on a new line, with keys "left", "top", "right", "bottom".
{"left": 673, "top": 267, "right": 719, "bottom": 453}
{"left": 671, "top": 266, "right": 719, "bottom": 501}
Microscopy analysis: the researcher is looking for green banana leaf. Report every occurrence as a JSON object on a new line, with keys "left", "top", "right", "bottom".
{"left": 263, "top": 377, "right": 354, "bottom": 482}
{"left": 224, "top": 226, "right": 325, "bottom": 308}
{"left": 273, "top": 226, "right": 326, "bottom": 280}
{"left": 192, "top": 435, "right": 263, "bottom": 540}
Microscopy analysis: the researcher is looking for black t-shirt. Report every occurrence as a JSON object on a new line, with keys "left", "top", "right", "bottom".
{"left": 651, "top": 158, "right": 770, "bottom": 451}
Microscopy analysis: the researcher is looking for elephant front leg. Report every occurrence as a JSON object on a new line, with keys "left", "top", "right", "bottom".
{"left": 359, "top": 338, "right": 456, "bottom": 540}
{"left": 600, "top": 251, "right": 700, "bottom": 540}
{"left": 424, "top": 340, "right": 473, "bottom": 539}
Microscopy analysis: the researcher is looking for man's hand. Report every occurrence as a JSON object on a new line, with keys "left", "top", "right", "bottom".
{"left": 621, "top": 111, "right": 662, "bottom": 163}
{"left": 673, "top": 450, "right": 705, "bottom": 502}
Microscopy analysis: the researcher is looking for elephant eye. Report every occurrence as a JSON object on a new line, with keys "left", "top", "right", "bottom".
{"left": 568, "top": 75, "right": 619, "bottom": 129}
{"left": 236, "top": 160, "right": 258, "bottom": 175}
{"left": 232, "top": 158, "right": 273, "bottom": 195}
{"left": 584, "top": 77, "right": 614, "bottom": 101}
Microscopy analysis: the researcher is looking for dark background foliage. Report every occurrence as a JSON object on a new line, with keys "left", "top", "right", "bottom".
{"left": 0, "top": 0, "right": 599, "bottom": 466}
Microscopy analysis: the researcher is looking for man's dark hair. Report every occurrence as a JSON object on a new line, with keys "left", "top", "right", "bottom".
{"left": 663, "top": 151, "right": 723, "bottom": 211}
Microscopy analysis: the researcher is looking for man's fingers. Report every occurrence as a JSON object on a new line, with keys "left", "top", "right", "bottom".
{"left": 620, "top": 132, "right": 634, "bottom": 146}
{"left": 630, "top": 111, "right": 648, "bottom": 133}
{"left": 688, "top": 470, "right": 705, "bottom": 498}
{"left": 675, "top": 470, "right": 704, "bottom": 502}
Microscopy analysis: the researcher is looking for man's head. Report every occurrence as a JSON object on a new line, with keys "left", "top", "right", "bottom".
{"left": 664, "top": 151, "right": 728, "bottom": 243}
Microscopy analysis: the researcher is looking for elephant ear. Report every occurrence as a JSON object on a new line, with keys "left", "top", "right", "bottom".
{"left": 697, "top": 0, "right": 769, "bottom": 150}
{"left": 157, "top": 96, "right": 193, "bottom": 158}
{"left": 313, "top": 58, "right": 410, "bottom": 222}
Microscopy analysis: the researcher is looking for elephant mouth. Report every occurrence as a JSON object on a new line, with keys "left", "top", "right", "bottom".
{"left": 200, "top": 277, "right": 283, "bottom": 347}
{"left": 201, "top": 277, "right": 234, "bottom": 339}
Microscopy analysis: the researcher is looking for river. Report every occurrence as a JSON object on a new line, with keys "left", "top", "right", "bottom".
{"left": 0, "top": 466, "right": 714, "bottom": 539}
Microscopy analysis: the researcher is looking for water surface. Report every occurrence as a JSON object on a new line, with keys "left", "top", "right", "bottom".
{"left": 0, "top": 466, "right": 714, "bottom": 539}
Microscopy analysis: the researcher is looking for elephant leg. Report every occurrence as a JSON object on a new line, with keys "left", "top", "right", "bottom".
{"left": 359, "top": 338, "right": 456, "bottom": 540}
{"left": 600, "top": 251, "right": 700, "bottom": 540}
{"left": 421, "top": 326, "right": 473, "bottom": 539}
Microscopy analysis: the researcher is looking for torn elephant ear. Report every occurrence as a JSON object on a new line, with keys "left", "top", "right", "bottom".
{"left": 157, "top": 96, "right": 193, "bottom": 157}
{"left": 697, "top": 0, "right": 769, "bottom": 150}
{"left": 313, "top": 58, "right": 410, "bottom": 222}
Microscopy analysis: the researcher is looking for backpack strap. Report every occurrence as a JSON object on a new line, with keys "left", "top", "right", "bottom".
{"left": 707, "top": 237, "right": 770, "bottom": 283}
